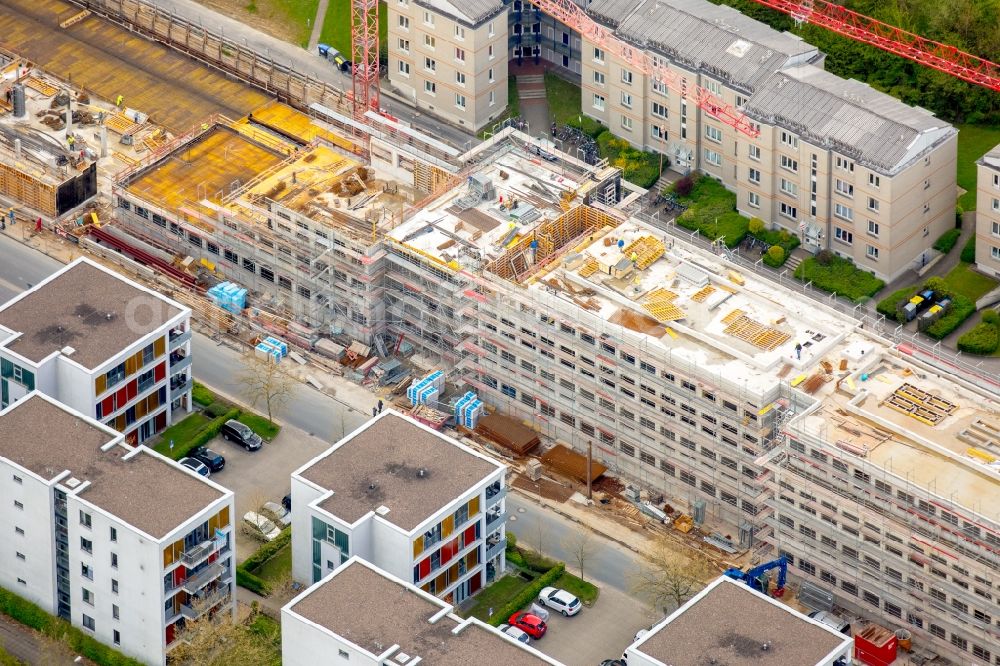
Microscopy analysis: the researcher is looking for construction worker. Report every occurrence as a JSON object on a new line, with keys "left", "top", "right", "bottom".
{"left": 115, "top": 94, "right": 124, "bottom": 108}
{"left": 66, "top": 135, "right": 75, "bottom": 149}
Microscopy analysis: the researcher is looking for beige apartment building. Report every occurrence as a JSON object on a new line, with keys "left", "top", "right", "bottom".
{"left": 579, "top": 0, "right": 956, "bottom": 282}
{"left": 386, "top": 0, "right": 510, "bottom": 131}
{"left": 976, "top": 145, "right": 1000, "bottom": 278}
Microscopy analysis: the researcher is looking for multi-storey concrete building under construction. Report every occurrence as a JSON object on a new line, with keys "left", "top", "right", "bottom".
{"left": 108, "top": 103, "right": 998, "bottom": 664}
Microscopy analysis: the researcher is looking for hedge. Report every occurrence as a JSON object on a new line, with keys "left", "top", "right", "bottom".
{"left": 204, "top": 399, "right": 236, "bottom": 418}
{"left": 877, "top": 286, "right": 919, "bottom": 322}
{"left": 168, "top": 408, "right": 241, "bottom": 460}
{"left": 236, "top": 527, "right": 292, "bottom": 597}
{"left": 961, "top": 236, "right": 976, "bottom": 263}
{"left": 487, "top": 563, "right": 566, "bottom": 627}
{"left": 596, "top": 132, "right": 660, "bottom": 188}
{"left": 566, "top": 115, "right": 608, "bottom": 139}
{"left": 922, "top": 293, "right": 976, "bottom": 339}
{"left": 932, "top": 228, "right": 962, "bottom": 254}
{"left": 957, "top": 322, "right": 1000, "bottom": 354}
{"left": 794, "top": 255, "right": 885, "bottom": 302}
{"left": 752, "top": 227, "right": 800, "bottom": 267}
{"left": 0, "top": 586, "right": 142, "bottom": 666}
{"left": 192, "top": 382, "right": 215, "bottom": 407}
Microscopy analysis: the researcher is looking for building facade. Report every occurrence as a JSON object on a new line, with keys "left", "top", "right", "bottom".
{"left": 0, "top": 258, "right": 192, "bottom": 446}
{"left": 290, "top": 412, "right": 507, "bottom": 606}
{"left": 975, "top": 145, "right": 1000, "bottom": 278}
{"left": 0, "top": 393, "right": 235, "bottom": 665}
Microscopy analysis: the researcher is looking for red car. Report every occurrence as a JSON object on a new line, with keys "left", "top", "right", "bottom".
{"left": 508, "top": 611, "right": 547, "bottom": 639}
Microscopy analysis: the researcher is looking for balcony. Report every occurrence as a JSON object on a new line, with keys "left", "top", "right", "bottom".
{"left": 485, "top": 509, "right": 507, "bottom": 531}
{"left": 485, "top": 485, "right": 507, "bottom": 506}
{"left": 170, "top": 378, "right": 193, "bottom": 400}
{"left": 180, "top": 589, "right": 230, "bottom": 620}
{"left": 181, "top": 540, "right": 221, "bottom": 568}
{"left": 182, "top": 562, "right": 226, "bottom": 594}
{"left": 169, "top": 352, "right": 192, "bottom": 374}
{"left": 484, "top": 537, "right": 507, "bottom": 562}
{"left": 169, "top": 329, "right": 192, "bottom": 350}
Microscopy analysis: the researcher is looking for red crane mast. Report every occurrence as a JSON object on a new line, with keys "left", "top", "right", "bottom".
{"left": 351, "top": 0, "right": 381, "bottom": 119}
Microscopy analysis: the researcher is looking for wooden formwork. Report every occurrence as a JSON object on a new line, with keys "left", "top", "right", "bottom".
{"left": 621, "top": 235, "right": 665, "bottom": 270}
{"left": 723, "top": 314, "right": 790, "bottom": 351}
{"left": 0, "top": 161, "right": 58, "bottom": 216}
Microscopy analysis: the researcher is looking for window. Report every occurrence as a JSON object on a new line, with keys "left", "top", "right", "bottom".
{"left": 594, "top": 71, "right": 605, "bottom": 86}
{"left": 867, "top": 197, "right": 880, "bottom": 212}
{"left": 15, "top": 552, "right": 24, "bottom": 561}
{"left": 779, "top": 202, "right": 797, "bottom": 220}
{"left": 836, "top": 156, "right": 854, "bottom": 172}
{"left": 423, "top": 80, "right": 436, "bottom": 95}
{"left": 82, "top": 588, "right": 94, "bottom": 606}
{"left": 866, "top": 245, "right": 880, "bottom": 260}
{"left": 780, "top": 155, "right": 798, "bottom": 172}
{"left": 455, "top": 47, "right": 465, "bottom": 62}
{"left": 111, "top": 553, "right": 119, "bottom": 568}
{"left": 834, "top": 203, "right": 853, "bottom": 221}
{"left": 621, "top": 69, "right": 633, "bottom": 85}
{"left": 593, "top": 94, "right": 605, "bottom": 111}
{"left": 82, "top": 615, "right": 95, "bottom": 631}
{"left": 223, "top": 249, "right": 238, "bottom": 264}
{"left": 781, "top": 131, "right": 798, "bottom": 148}
{"left": 113, "top": 630, "right": 120, "bottom": 646}
{"left": 489, "top": 90, "right": 495, "bottom": 106}
{"left": 81, "top": 537, "right": 93, "bottom": 554}
{"left": 13, "top": 500, "right": 22, "bottom": 510}
{"left": 398, "top": 15, "right": 409, "bottom": 29}
{"left": 397, "top": 60, "right": 410, "bottom": 75}
{"left": 651, "top": 125, "right": 665, "bottom": 141}
{"left": 454, "top": 24, "right": 465, "bottom": 39}
{"left": 488, "top": 67, "right": 495, "bottom": 83}
{"left": 748, "top": 145, "right": 760, "bottom": 161}
{"left": 398, "top": 38, "right": 409, "bottom": 53}
{"left": 488, "top": 44, "right": 494, "bottom": 59}
{"left": 12, "top": 474, "right": 21, "bottom": 484}
{"left": 745, "top": 191, "right": 760, "bottom": 208}
{"left": 780, "top": 178, "right": 798, "bottom": 196}
{"left": 706, "top": 126, "right": 723, "bottom": 143}
{"left": 835, "top": 179, "right": 854, "bottom": 197}
{"left": 593, "top": 47, "right": 605, "bottom": 63}
{"left": 869, "top": 173, "right": 880, "bottom": 188}
{"left": 621, "top": 92, "right": 632, "bottom": 108}
{"left": 748, "top": 168, "right": 760, "bottom": 184}
{"left": 993, "top": 246, "right": 1000, "bottom": 260}
{"left": 704, "top": 149, "right": 721, "bottom": 166}
{"left": 112, "top": 579, "right": 118, "bottom": 594}
{"left": 456, "top": 94, "right": 466, "bottom": 109}
{"left": 112, "top": 604, "right": 119, "bottom": 620}
{"left": 82, "top": 564, "right": 93, "bottom": 580}
{"left": 868, "top": 220, "right": 879, "bottom": 237}
{"left": 621, "top": 115, "right": 633, "bottom": 130}
{"left": 424, "top": 57, "right": 436, "bottom": 72}
{"left": 835, "top": 227, "right": 853, "bottom": 245}
{"left": 15, "top": 527, "right": 23, "bottom": 536}
{"left": 422, "top": 10, "right": 433, "bottom": 25}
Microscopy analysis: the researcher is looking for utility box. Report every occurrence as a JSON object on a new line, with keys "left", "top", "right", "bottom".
{"left": 526, "top": 459, "right": 542, "bottom": 481}
{"left": 854, "top": 623, "right": 898, "bottom": 666}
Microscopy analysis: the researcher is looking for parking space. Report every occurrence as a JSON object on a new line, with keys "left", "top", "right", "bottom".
{"left": 201, "top": 424, "right": 332, "bottom": 562}
{"left": 532, "top": 585, "right": 659, "bottom": 665}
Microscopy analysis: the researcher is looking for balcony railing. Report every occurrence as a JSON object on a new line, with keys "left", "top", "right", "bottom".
{"left": 484, "top": 537, "right": 507, "bottom": 562}
{"left": 180, "top": 589, "right": 230, "bottom": 620}
{"left": 182, "top": 562, "right": 226, "bottom": 594}
{"left": 485, "top": 486, "right": 507, "bottom": 505}
{"left": 169, "top": 329, "right": 192, "bottom": 350}
{"left": 169, "top": 353, "right": 192, "bottom": 373}
{"left": 170, "top": 378, "right": 193, "bottom": 400}
{"left": 181, "top": 540, "right": 220, "bottom": 568}
{"left": 485, "top": 509, "right": 507, "bottom": 530}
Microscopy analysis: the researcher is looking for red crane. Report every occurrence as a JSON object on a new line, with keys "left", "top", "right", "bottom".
{"left": 537, "top": 0, "right": 760, "bottom": 137}
{"left": 351, "top": 0, "right": 381, "bottom": 119}
{"left": 746, "top": 0, "right": 1000, "bottom": 92}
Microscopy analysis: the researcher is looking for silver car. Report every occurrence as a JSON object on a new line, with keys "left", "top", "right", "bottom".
{"left": 262, "top": 501, "right": 291, "bottom": 528}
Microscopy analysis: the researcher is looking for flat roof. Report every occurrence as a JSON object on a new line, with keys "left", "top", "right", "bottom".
{"left": 633, "top": 577, "right": 849, "bottom": 666}
{"left": 299, "top": 413, "right": 501, "bottom": 531}
{"left": 287, "top": 560, "right": 553, "bottom": 664}
{"left": 0, "top": 394, "right": 225, "bottom": 539}
{"left": 0, "top": 259, "right": 183, "bottom": 369}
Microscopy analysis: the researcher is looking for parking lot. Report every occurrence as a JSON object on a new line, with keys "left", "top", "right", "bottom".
{"left": 198, "top": 424, "right": 332, "bottom": 562}
{"left": 531, "top": 584, "right": 660, "bottom": 665}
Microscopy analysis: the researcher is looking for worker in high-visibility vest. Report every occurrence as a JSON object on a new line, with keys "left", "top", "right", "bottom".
{"left": 115, "top": 95, "right": 124, "bottom": 108}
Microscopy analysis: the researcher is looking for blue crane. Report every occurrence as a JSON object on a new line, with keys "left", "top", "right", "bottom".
{"left": 723, "top": 555, "right": 788, "bottom": 598}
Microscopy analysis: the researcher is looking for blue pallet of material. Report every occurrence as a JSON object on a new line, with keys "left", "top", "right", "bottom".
{"left": 264, "top": 337, "right": 288, "bottom": 357}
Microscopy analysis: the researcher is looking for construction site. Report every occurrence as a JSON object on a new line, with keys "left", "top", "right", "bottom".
{"left": 0, "top": 2, "right": 996, "bottom": 664}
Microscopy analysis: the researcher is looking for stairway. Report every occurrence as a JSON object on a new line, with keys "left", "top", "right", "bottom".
{"left": 785, "top": 253, "right": 804, "bottom": 272}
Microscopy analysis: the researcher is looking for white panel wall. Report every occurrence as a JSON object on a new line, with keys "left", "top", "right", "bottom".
{"left": 282, "top": 608, "right": 376, "bottom": 666}
{"left": 0, "top": 463, "right": 57, "bottom": 613}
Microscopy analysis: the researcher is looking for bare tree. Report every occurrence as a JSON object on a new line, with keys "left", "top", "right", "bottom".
{"left": 631, "top": 538, "right": 714, "bottom": 614}
{"left": 237, "top": 351, "right": 295, "bottom": 423}
{"left": 170, "top": 601, "right": 279, "bottom": 666}
{"left": 532, "top": 515, "right": 546, "bottom": 558}
{"left": 562, "top": 530, "right": 597, "bottom": 582}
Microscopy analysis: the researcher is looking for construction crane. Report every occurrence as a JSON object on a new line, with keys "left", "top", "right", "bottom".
{"left": 351, "top": 0, "right": 381, "bottom": 119}
{"left": 536, "top": 0, "right": 760, "bottom": 137}
{"left": 746, "top": 0, "right": 1000, "bottom": 92}
{"left": 724, "top": 555, "right": 789, "bottom": 597}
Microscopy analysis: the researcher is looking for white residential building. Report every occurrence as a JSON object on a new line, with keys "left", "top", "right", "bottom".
{"left": 282, "top": 557, "right": 563, "bottom": 666}
{"left": 291, "top": 411, "right": 507, "bottom": 606}
{"left": 0, "top": 392, "right": 235, "bottom": 666}
{"left": 0, "top": 257, "right": 193, "bottom": 446}
{"left": 976, "top": 145, "right": 1000, "bottom": 278}
{"left": 626, "top": 577, "right": 852, "bottom": 666}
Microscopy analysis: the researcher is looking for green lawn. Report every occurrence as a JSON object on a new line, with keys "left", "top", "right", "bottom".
{"left": 246, "top": 614, "right": 282, "bottom": 666}
{"left": 462, "top": 574, "right": 533, "bottom": 622}
{"left": 943, "top": 262, "right": 999, "bottom": 301}
{"left": 253, "top": 545, "right": 292, "bottom": 584}
{"left": 153, "top": 413, "right": 211, "bottom": 455}
{"left": 553, "top": 572, "right": 599, "bottom": 605}
{"left": 192, "top": 381, "right": 215, "bottom": 407}
{"left": 957, "top": 124, "right": 1000, "bottom": 211}
{"left": 794, "top": 255, "right": 885, "bottom": 302}
{"left": 238, "top": 413, "right": 282, "bottom": 441}
{"left": 545, "top": 72, "right": 582, "bottom": 127}
{"left": 320, "top": 0, "right": 388, "bottom": 56}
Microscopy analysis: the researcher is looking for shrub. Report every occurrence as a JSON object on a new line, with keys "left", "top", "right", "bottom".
{"left": 877, "top": 286, "right": 918, "bottom": 322}
{"left": 672, "top": 175, "right": 695, "bottom": 198}
{"left": 596, "top": 132, "right": 660, "bottom": 188}
{"left": 672, "top": 176, "right": 747, "bottom": 248}
{"left": 192, "top": 382, "right": 215, "bottom": 407}
{"left": 748, "top": 217, "right": 765, "bottom": 234}
{"left": 505, "top": 532, "right": 517, "bottom": 550}
{"left": 794, "top": 255, "right": 885, "bottom": 302}
{"left": 763, "top": 245, "right": 786, "bottom": 267}
{"left": 236, "top": 568, "right": 270, "bottom": 596}
{"left": 236, "top": 528, "right": 292, "bottom": 597}
{"left": 983, "top": 310, "right": 1000, "bottom": 326}
{"left": 957, "top": 321, "right": 1000, "bottom": 354}
{"left": 921, "top": 294, "right": 976, "bottom": 339}
{"left": 815, "top": 249, "right": 834, "bottom": 266}
{"left": 566, "top": 115, "right": 607, "bottom": 139}
{"left": 205, "top": 399, "right": 235, "bottom": 418}
{"left": 489, "top": 563, "right": 566, "bottom": 627}
{"left": 932, "top": 228, "right": 962, "bottom": 254}
{"left": 961, "top": 236, "right": 976, "bottom": 263}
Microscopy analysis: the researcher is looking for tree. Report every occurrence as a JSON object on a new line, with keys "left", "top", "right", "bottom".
{"left": 631, "top": 538, "right": 714, "bottom": 614}
{"left": 169, "top": 602, "right": 279, "bottom": 666}
{"left": 237, "top": 351, "right": 295, "bottom": 423}
{"left": 562, "top": 530, "right": 596, "bottom": 582}
{"left": 748, "top": 217, "right": 765, "bottom": 234}
{"left": 766, "top": 245, "right": 785, "bottom": 264}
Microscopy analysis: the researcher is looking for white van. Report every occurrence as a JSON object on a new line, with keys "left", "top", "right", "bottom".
{"left": 808, "top": 610, "right": 852, "bottom": 636}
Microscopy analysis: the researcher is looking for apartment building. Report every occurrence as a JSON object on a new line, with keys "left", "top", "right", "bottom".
{"left": 0, "top": 257, "right": 193, "bottom": 445}
{"left": 626, "top": 576, "right": 852, "bottom": 666}
{"left": 282, "top": 557, "right": 562, "bottom": 665}
{"left": 976, "top": 144, "right": 1000, "bottom": 278}
{"left": 508, "top": 0, "right": 581, "bottom": 75}
{"left": 578, "top": 0, "right": 956, "bottom": 282}
{"left": 0, "top": 392, "right": 235, "bottom": 665}
{"left": 386, "top": 0, "right": 509, "bottom": 131}
{"left": 290, "top": 411, "right": 508, "bottom": 606}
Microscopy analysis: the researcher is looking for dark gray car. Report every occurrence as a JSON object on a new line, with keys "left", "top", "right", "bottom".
{"left": 220, "top": 420, "right": 262, "bottom": 451}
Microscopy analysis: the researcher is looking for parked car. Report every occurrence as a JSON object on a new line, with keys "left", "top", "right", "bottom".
{"left": 262, "top": 501, "right": 290, "bottom": 528}
{"left": 497, "top": 623, "right": 530, "bottom": 644}
{"left": 189, "top": 446, "right": 225, "bottom": 473}
{"left": 808, "top": 610, "right": 852, "bottom": 636}
{"left": 243, "top": 511, "right": 281, "bottom": 541}
{"left": 633, "top": 628, "right": 649, "bottom": 643}
{"left": 599, "top": 661, "right": 626, "bottom": 666}
{"left": 538, "top": 587, "right": 582, "bottom": 616}
{"left": 281, "top": 494, "right": 291, "bottom": 511}
{"left": 220, "top": 420, "right": 262, "bottom": 451}
{"left": 179, "top": 457, "right": 210, "bottom": 477}
{"left": 508, "top": 611, "right": 546, "bottom": 639}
